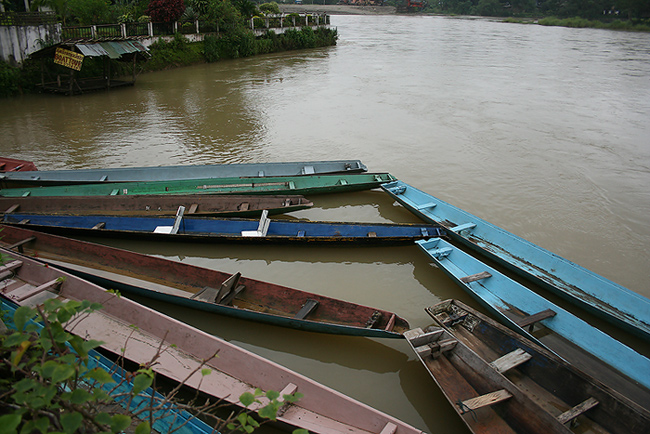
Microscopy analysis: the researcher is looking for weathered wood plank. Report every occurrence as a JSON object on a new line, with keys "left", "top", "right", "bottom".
{"left": 294, "top": 299, "right": 319, "bottom": 319}
{"left": 516, "top": 309, "right": 556, "bottom": 328}
{"left": 556, "top": 397, "right": 599, "bottom": 424}
{"left": 460, "top": 271, "right": 492, "bottom": 284}
{"left": 8, "top": 278, "right": 62, "bottom": 302}
{"left": 459, "top": 389, "right": 512, "bottom": 413}
{"left": 490, "top": 348, "right": 532, "bottom": 374}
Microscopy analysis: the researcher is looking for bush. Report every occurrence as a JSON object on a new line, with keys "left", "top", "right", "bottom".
{"left": 146, "top": 0, "right": 186, "bottom": 23}
{"left": 0, "top": 62, "right": 20, "bottom": 97}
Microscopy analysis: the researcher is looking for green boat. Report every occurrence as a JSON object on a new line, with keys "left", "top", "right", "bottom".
{"left": 0, "top": 173, "right": 396, "bottom": 197}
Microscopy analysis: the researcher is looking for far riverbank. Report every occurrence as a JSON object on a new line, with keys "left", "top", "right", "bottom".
{"left": 279, "top": 4, "right": 397, "bottom": 15}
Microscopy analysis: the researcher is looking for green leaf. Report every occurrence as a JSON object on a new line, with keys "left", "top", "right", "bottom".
{"left": 13, "top": 306, "right": 35, "bottom": 332}
{"left": 283, "top": 392, "right": 303, "bottom": 403}
{"left": 14, "top": 378, "right": 37, "bottom": 393}
{"left": 86, "top": 367, "right": 115, "bottom": 385}
{"left": 292, "top": 429, "right": 309, "bottom": 434}
{"left": 132, "top": 373, "right": 153, "bottom": 395}
{"left": 0, "top": 414, "right": 21, "bottom": 434}
{"left": 201, "top": 368, "right": 212, "bottom": 376}
{"left": 2, "top": 332, "right": 29, "bottom": 348}
{"left": 134, "top": 421, "right": 151, "bottom": 434}
{"left": 40, "top": 360, "right": 60, "bottom": 379}
{"left": 60, "top": 412, "right": 83, "bottom": 434}
{"left": 265, "top": 390, "right": 279, "bottom": 401}
{"left": 239, "top": 391, "right": 256, "bottom": 407}
{"left": 109, "top": 414, "right": 131, "bottom": 433}
{"left": 94, "top": 412, "right": 112, "bottom": 426}
{"left": 257, "top": 404, "right": 278, "bottom": 420}
{"left": 51, "top": 364, "right": 76, "bottom": 383}
{"left": 69, "top": 388, "right": 94, "bottom": 405}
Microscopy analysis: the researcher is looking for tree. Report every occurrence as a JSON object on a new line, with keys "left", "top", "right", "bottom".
{"left": 146, "top": 0, "right": 186, "bottom": 22}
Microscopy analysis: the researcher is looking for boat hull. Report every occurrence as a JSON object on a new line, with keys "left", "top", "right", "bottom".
{"left": 0, "top": 225, "right": 410, "bottom": 338}
{"left": 0, "top": 173, "right": 394, "bottom": 197}
{"left": 0, "top": 247, "right": 425, "bottom": 434}
{"left": 0, "top": 157, "right": 38, "bottom": 172}
{"left": 382, "top": 180, "right": 650, "bottom": 342}
{"left": 416, "top": 237, "right": 650, "bottom": 409}
{"left": 0, "top": 194, "right": 313, "bottom": 217}
{"left": 415, "top": 299, "right": 650, "bottom": 434}
{"left": 0, "top": 159, "right": 367, "bottom": 187}
{"left": 2, "top": 213, "right": 444, "bottom": 246}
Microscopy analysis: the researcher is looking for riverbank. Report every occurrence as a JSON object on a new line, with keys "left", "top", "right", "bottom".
{"left": 279, "top": 4, "right": 397, "bottom": 15}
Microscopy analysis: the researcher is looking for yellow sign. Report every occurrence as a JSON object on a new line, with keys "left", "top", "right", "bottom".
{"left": 54, "top": 47, "right": 84, "bottom": 71}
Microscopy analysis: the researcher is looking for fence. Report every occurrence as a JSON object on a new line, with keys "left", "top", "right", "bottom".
{"left": 60, "top": 14, "right": 330, "bottom": 41}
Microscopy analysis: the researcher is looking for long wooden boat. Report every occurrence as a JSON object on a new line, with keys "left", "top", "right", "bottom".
{"left": 1, "top": 299, "right": 215, "bottom": 434}
{"left": 415, "top": 237, "right": 650, "bottom": 409}
{"left": 382, "top": 180, "right": 650, "bottom": 342}
{"left": 0, "top": 225, "right": 410, "bottom": 338}
{"left": 0, "top": 159, "right": 367, "bottom": 187}
{"left": 404, "top": 299, "right": 650, "bottom": 434}
{"left": 0, "top": 194, "right": 313, "bottom": 218}
{"left": 0, "top": 173, "right": 395, "bottom": 197}
{"left": 1, "top": 212, "right": 444, "bottom": 246}
{"left": 0, "top": 247, "right": 426, "bottom": 434}
{"left": 0, "top": 157, "right": 38, "bottom": 172}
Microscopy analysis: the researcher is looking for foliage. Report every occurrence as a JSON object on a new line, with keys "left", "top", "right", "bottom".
{"left": 66, "top": 0, "right": 112, "bottom": 25}
{"left": 232, "top": 0, "right": 259, "bottom": 19}
{"left": 143, "top": 33, "right": 205, "bottom": 70}
{"left": 0, "top": 298, "right": 306, "bottom": 434}
{"left": 259, "top": 2, "right": 281, "bottom": 15}
{"left": 146, "top": 0, "right": 186, "bottom": 23}
{"left": 0, "top": 62, "right": 20, "bottom": 98}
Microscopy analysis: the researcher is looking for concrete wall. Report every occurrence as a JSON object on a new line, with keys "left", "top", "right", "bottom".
{"left": 0, "top": 23, "right": 61, "bottom": 64}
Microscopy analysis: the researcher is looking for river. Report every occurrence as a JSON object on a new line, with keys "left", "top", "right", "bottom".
{"left": 2, "top": 14, "right": 650, "bottom": 434}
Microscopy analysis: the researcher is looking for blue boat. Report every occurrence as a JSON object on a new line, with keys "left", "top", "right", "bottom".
{"left": 416, "top": 237, "right": 650, "bottom": 408}
{"left": 383, "top": 180, "right": 650, "bottom": 342}
{"left": 3, "top": 211, "right": 444, "bottom": 245}
{"left": 1, "top": 299, "right": 215, "bottom": 434}
{"left": 0, "top": 159, "right": 368, "bottom": 187}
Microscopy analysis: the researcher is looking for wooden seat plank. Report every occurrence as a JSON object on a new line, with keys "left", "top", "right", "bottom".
{"left": 516, "top": 309, "right": 556, "bottom": 328}
{"left": 92, "top": 222, "right": 106, "bottom": 230}
{"left": 557, "top": 397, "right": 599, "bottom": 424}
{"left": 5, "top": 204, "right": 20, "bottom": 213}
{"left": 7, "top": 278, "right": 62, "bottom": 302}
{"left": 294, "top": 299, "right": 319, "bottom": 319}
{"left": 460, "top": 271, "right": 492, "bottom": 284}
{"left": 490, "top": 348, "right": 532, "bottom": 374}
{"left": 379, "top": 422, "right": 397, "bottom": 434}
{"left": 459, "top": 389, "right": 512, "bottom": 414}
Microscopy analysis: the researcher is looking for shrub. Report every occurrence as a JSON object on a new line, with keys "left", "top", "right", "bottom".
{"left": 146, "top": 0, "right": 186, "bottom": 23}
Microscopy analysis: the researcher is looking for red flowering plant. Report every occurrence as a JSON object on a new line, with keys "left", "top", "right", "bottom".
{"left": 146, "top": 0, "right": 186, "bottom": 22}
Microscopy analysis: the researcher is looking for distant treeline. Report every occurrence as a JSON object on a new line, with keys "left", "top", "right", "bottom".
{"left": 417, "top": 0, "right": 649, "bottom": 22}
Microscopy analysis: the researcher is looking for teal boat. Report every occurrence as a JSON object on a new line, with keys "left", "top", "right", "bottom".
{"left": 416, "top": 237, "right": 650, "bottom": 409}
{"left": 0, "top": 173, "right": 395, "bottom": 197}
{"left": 0, "top": 159, "right": 368, "bottom": 187}
{"left": 382, "top": 180, "right": 650, "bottom": 342}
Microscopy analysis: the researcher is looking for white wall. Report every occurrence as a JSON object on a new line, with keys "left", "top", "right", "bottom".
{"left": 0, "top": 23, "right": 61, "bottom": 64}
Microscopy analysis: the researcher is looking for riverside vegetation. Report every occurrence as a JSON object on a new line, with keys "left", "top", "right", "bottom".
{"left": 0, "top": 0, "right": 338, "bottom": 97}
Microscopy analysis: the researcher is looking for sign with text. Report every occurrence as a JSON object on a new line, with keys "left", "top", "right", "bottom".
{"left": 54, "top": 47, "right": 84, "bottom": 71}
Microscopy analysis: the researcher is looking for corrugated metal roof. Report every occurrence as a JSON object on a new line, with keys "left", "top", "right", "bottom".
{"left": 75, "top": 41, "right": 149, "bottom": 58}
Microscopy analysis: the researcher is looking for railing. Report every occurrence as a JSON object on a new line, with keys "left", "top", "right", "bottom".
{"left": 0, "top": 11, "right": 57, "bottom": 26}
{"left": 59, "top": 13, "right": 329, "bottom": 41}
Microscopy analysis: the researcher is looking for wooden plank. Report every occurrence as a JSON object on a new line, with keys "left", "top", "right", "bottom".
{"left": 459, "top": 389, "right": 512, "bottom": 413}
{"left": 490, "top": 348, "right": 532, "bottom": 374}
{"left": 187, "top": 203, "right": 199, "bottom": 214}
{"left": 516, "top": 309, "right": 556, "bottom": 328}
{"left": 17, "top": 219, "right": 30, "bottom": 224}
{"left": 9, "top": 278, "right": 62, "bottom": 302}
{"left": 215, "top": 272, "right": 242, "bottom": 304}
{"left": 190, "top": 286, "right": 218, "bottom": 303}
{"left": 379, "top": 422, "right": 397, "bottom": 434}
{"left": 368, "top": 232, "right": 377, "bottom": 237}
{"left": 4, "top": 204, "right": 20, "bottom": 213}
{"left": 556, "top": 397, "right": 599, "bottom": 424}
{"left": 460, "top": 271, "right": 492, "bottom": 284}
{"left": 238, "top": 202, "right": 249, "bottom": 211}
{"left": 92, "top": 222, "right": 105, "bottom": 230}
{"left": 0, "top": 260, "right": 23, "bottom": 274}
{"left": 5, "top": 237, "right": 35, "bottom": 252}
{"left": 384, "top": 313, "right": 395, "bottom": 331}
{"left": 294, "top": 299, "right": 319, "bottom": 319}
{"left": 405, "top": 328, "right": 444, "bottom": 348}
{"left": 219, "top": 285, "right": 246, "bottom": 306}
